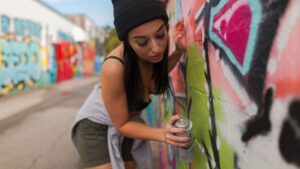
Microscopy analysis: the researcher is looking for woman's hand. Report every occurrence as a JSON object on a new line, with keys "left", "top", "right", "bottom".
{"left": 173, "top": 19, "right": 187, "bottom": 53}
{"left": 163, "top": 115, "right": 191, "bottom": 148}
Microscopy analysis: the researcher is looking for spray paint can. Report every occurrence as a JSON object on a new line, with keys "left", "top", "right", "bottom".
{"left": 173, "top": 117, "right": 195, "bottom": 162}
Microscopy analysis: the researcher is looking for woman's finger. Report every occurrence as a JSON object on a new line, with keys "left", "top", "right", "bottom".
{"left": 167, "top": 114, "right": 182, "bottom": 127}
{"left": 167, "top": 126, "right": 185, "bottom": 134}
{"left": 166, "top": 139, "right": 190, "bottom": 148}
{"left": 166, "top": 134, "right": 191, "bottom": 143}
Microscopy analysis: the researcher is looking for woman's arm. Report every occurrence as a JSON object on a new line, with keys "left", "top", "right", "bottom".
{"left": 119, "top": 114, "right": 190, "bottom": 147}
{"left": 168, "top": 48, "right": 184, "bottom": 72}
{"left": 101, "top": 57, "right": 190, "bottom": 147}
{"left": 168, "top": 19, "right": 186, "bottom": 72}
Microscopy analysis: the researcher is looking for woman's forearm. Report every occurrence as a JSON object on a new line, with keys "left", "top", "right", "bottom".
{"left": 118, "top": 120, "right": 166, "bottom": 142}
{"left": 168, "top": 49, "right": 184, "bottom": 72}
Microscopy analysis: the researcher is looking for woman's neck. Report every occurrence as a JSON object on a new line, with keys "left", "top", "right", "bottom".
{"left": 137, "top": 58, "right": 153, "bottom": 77}
{"left": 137, "top": 58, "right": 155, "bottom": 96}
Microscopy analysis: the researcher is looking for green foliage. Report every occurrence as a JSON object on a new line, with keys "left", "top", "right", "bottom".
{"left": 103, "top": 25, "right": 112, "bottom": 33}
{"left": 103, "top": 28, "right": 120, "bottom": 55}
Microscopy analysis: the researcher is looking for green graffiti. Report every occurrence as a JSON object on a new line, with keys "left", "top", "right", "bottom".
{"left": 213, "top": 91, "right": 235, "bottom": 169}
{"left": 186, "top": 43, "right": 210, "bottom": 169}
{"left": 184, "top": 43, "right": 235, "bottom": 169}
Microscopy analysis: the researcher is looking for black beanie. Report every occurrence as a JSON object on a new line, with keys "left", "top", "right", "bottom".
{"left": 112, "top": 0, "right": 169, "bottom": 41}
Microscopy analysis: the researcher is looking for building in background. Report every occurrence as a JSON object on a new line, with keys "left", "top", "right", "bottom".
{"left": 0, "top": 0, "right": 105, "bottom": 97}
{"left": 67, "top": 14, "right": 107, "bottom": 44}
{"left": 67, "top": 14, "right": 107, "bottom": 76}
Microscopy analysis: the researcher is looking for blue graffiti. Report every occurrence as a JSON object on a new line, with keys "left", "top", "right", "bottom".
{"left": 1, "top": 15, "right": 42, "bottom": 40}
{"left": 0, "top": 15, "right": 43, "bottom": 94}
{"left": 1, "top": 15, "right": 10, "bottom": 34}
{"left": 14, "top": 18, "right": 42, "bottom": 40}
{"left": 0, "top": 39, "right": 41, "bottom": 89}
{"left": 58, "top": 31, "right": 73, "bottom": 42}
{"left": 49, "top": 44, "right": 57, "bottom": 84}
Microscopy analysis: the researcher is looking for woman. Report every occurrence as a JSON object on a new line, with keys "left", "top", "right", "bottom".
{"left": 71, "top": 0, "right": 190, "bottom": 169}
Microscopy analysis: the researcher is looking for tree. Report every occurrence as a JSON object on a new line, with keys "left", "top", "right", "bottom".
{"left": 103, "top": 28, "right": 120, "bottom": 55}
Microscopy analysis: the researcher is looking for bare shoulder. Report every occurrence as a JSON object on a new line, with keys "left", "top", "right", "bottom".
{"left": 101, "top": 59, "right": 124, "bottom": 83}
{"left": 101, "top": 44, "right": 125, "bottom": 88}
{"left": 101, "top": 61, "right": 124, "bottom": 100}
{"left": 103, "top": 44, "right": 124, "bottom": 72}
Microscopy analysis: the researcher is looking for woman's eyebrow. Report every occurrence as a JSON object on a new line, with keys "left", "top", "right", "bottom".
{"left": 133, "top": 36, "right": 147, "bottom": 39}
{"left": 133, "top": 23, "right": 165, "bottom": 39}
{"left": 156, "top": 23, "right": 165, "bottom": 32}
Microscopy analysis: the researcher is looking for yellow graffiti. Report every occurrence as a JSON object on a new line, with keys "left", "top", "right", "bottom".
{"left": 40, "top": 47, "right": 48, "bottom": 71}
{"left": 17, "top": 83, "right": 24, "bottom": 90}
{"left": 1, "top": 83, "right": 14, "bottom": 96}
{"left": 26, "top": 80, "right": 34, "bottom": 87}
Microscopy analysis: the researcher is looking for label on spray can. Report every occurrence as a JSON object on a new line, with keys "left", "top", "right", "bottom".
{"left": 173, "top": 117, "right": 195, "bottom": 162}
{"left": 173, "top": 117, "right": 192, "bottom": 138}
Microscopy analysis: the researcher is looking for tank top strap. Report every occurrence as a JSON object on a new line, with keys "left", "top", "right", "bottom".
{"left": 104, "top": 56, "right": 124, "bottom": 65}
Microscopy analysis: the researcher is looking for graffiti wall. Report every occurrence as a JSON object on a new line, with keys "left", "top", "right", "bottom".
{"left": 0, "top": 15, "right": 43, "bottom": 96}
{"left": 150, "top": 0, "right": 300, "bottom": 168}
{"left": 0, "top": 16, "right": 97, "bottom": 97}
{"left": 0, "top": 0, "right": 104, "bottom": 97}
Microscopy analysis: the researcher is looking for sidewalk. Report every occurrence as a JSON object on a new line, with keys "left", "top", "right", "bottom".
{"left": 0, "top": 75, "right": 100, "bottom": 127}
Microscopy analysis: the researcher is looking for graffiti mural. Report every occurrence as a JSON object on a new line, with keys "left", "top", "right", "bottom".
{"left": 151, "top": 0, "right": 300, "bottom": 168}
{"left": 0, "top": 15, "right": 43, "bottom": 96}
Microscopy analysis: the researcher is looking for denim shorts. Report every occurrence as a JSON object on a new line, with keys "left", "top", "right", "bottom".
{"left": 75, "top": 119, "right": 134, "bottom": 168}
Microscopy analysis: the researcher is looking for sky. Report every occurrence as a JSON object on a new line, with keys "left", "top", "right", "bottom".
{"left": 42, "top": 0, "right": 114, "bottom": 27}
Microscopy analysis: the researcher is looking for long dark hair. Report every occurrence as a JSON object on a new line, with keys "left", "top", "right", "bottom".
{"left": 123, "top": 25, "right": 170, "bottom": 111}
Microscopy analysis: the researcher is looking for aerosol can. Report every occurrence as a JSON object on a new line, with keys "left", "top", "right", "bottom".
{"left": 173, "top": 117, "right": 195, "bottom": 162}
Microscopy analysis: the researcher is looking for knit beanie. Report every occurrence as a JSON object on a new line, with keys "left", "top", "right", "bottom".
{"left": 112, "top": 0, "right": 169, "bottom": 41}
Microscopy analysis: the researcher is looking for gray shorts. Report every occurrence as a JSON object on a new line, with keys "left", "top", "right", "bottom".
{"left": 75, "top": 119, "right": 134, "bottom": 168}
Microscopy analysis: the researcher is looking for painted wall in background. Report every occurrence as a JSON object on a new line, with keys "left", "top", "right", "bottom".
{"left": 0, "top": 1, "right": 98, "bottom": 97}
{"left": 0, "top": 15, "right": 43, "bottom": 95}
{"left": 149, "top": 0, "right": 300, "bottom": 168}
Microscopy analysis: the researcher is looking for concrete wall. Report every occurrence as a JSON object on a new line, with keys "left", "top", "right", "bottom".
{"left": 149, "top": 0, "right": 300, "bottom": 168}
{"left": 0, "top": 0, "right": 98, "bottom": 96}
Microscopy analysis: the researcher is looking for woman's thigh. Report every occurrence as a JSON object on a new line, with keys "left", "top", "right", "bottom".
{"left": 75, "top": 119, "right": 137, "bottom": 169}
{"left": 75, "top": 119, "right": 110, "bottom": 168}
{"left": 122, "top": 137, "right": 136, "bottom": 169}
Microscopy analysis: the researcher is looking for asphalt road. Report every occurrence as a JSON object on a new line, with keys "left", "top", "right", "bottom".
{"left": 0, "top": 81, "right": 96, "bottom": 169}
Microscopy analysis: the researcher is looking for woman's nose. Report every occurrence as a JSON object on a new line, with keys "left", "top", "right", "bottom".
{"left": 150, "top": 39, "right": 161, "bottom": 54}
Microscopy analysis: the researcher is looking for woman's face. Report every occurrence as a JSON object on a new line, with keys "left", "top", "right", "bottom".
{"left": 128, "top": 19, "right": 169, "bottom": 63}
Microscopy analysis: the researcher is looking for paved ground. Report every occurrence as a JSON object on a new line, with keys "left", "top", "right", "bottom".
{"left": 0, "top": 76, "right": 100, "bottom": 128}
{"left": 0, "top": 76, "right": 100, "bottom": 169}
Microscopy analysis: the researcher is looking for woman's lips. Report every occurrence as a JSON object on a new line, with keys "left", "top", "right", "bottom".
{"left": 151, "top": 54, "right": 162, "bottom": 61}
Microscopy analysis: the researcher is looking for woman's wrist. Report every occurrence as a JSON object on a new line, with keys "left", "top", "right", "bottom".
{"left": 174, "top": 47, "right": 184, "bottom": 54}
{"left": 160, "top": 128, "right": 167, "bottom": 143}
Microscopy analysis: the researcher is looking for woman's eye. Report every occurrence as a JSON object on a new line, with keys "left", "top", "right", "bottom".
{"left": 137, "top": 40, "right": 148, "bottom": 47}
{"left": 156, "top": 33, "right": 165, "bottom": 39}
